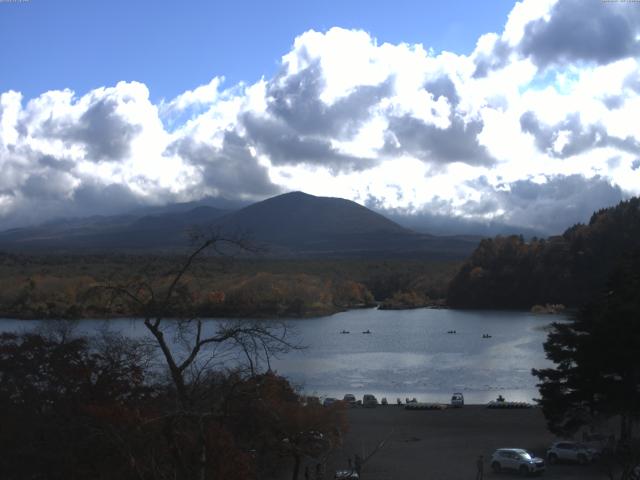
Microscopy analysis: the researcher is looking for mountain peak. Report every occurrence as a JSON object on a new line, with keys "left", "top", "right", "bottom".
{"left": 268, "top": 191, "right": 322, "bottom": 202}
{"left": 230, "top": 191, "right": 407, "bottom": 235}
{"left": 0, "top": 192, "right": 480, "bottom": 259}
{"left": 281, "top": 191, "right": 312, "bottom": 198}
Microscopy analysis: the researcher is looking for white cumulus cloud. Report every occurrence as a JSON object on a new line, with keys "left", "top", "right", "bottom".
{"left": 0, "top": 0, "right": 638, "bottom": 234}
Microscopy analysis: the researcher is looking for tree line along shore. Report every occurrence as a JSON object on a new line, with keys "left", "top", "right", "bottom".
{"left": 1, "top": 197, "right": 639, "bottom": 320}
{"left": 0, "top": 255, "right": 457, "bottom": 320}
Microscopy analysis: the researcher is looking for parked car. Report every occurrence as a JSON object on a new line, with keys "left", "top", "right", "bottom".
{"left": 362, "top": 394, "right": 378, "bottom": 408}
{"left": 342, "top": 394, "right": 357, "bottom": 407}
{"left": 582, "top": 433, "right": 614, "bottom": 456}
{"left": 547, "top": 441, "right": 596, "bottom": 464}
{"left": 323, "top": 397, "right": 338, "bottom": 407}
{"left": 451, "top": 392, "right": 464, "bottom": 407}
{"left": 490, "top": 448, "right": 545, "bottom": 475}
{"left": 334, "top": 470, "right": 359, "bottom": 479}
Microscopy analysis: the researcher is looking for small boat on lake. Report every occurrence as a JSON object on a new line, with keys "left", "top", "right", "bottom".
{"left": 362, "top": 329, "right": 371, "bottom": 334}
{"left": 340, "top": 330, "right": 350, "bottom": 334}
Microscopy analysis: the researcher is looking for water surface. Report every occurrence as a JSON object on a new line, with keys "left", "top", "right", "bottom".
{"left": 272, "top": 308, "right": 561, "bottom": 403}
{"left": 0, "top": 308, "right": 563, "bottom": 404}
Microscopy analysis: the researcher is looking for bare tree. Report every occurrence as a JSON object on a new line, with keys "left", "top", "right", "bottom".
{"left": 101, "top": 231, "right": 297, "bottom": 480}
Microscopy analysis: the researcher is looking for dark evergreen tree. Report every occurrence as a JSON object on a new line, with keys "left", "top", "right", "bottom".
{"left": 533, "top": 251, "right": 640, "bottom": 440}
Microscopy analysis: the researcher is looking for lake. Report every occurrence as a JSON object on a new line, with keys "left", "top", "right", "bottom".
{"left": 0, "top": 307, "right": 564, "bottom": 404}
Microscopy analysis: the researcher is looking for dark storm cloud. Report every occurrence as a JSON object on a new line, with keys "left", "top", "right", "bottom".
{"left": 519, "top": 0, "right": 640, "bottom": 68}
{"left": 471, "top": 0, "right": 640, "bottom": 77}
{"left": 243, "top": 62, "right": 492, "bottom": 170}
{"left": 0, "top": 176, "right": 152, "bottom": 230}
{"left": 473, "top": 39, "right": 512, "bottom": 78}
{"left": 38, "top": 155, "right": 75, "bottom": 171}
{"left": 520, "top": 111, "right": 640, "bottom": 158}
{"left": 245, "top": 61, "right": 494, "bottom": 172}
{"left": 241, "top": 112, "right": 376, "bottom": 173}
{"left": 235, "top": 61, "right": 390, "bottom": 172}
{"left": 0, "top": 143, "right": 161, "bottom": 230}
{"left": 169, "top": 131, "right": 281, "bottom": 198}
{"left": 375, "top": 174, "right": 626, "bottom": 235}
{"left": 519, "top": 111, "right": 541, "bottom": 136}
{"left": 39, "top": 98, "right": 141, "bottom": 162}
{"left": 69, "top": 180, "right": 148, "bottom": 214}
{"left": 20, "top": 171, "right": 73, "bottom": 200}
{"left": 0, "top": 149, "right": 138, "bottom": 226}
{"left": 423, "top": 75, "right": 460, "bottom": 104}
{"left": 367, "top": 194, "right": 544, "bottom": 237}
{"left": 75, "top": 99, "right": 141, "bottom": 161}
{"left": 266, "top": 61, "right": 393, "bottom": 138}
{"left": 474, "top": 174, "right": 625, "bottom": 234}
{"left": 461, "top": 195, "right": 500, "bottom": 216}
{"left": 383, "top": 114, "right": 494, "bottom": 166}
{"left": 504, "top": 175, "right": 624, "bottom": 232}
{"left": 382, "top": 72, "right": 493, "bottom": 166}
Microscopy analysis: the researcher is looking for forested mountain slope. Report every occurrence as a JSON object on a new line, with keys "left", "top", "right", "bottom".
{"left": 447, "top": 197, "right": 640, "bottom": 309}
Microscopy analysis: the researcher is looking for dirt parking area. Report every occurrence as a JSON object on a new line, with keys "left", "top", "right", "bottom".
{"left": 320, "top": 405, "right": 610, "bottom": 480}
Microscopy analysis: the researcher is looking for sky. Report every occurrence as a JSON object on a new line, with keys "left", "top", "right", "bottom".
{"left": 0, "top": 0, "right": 639, "bottom": 234}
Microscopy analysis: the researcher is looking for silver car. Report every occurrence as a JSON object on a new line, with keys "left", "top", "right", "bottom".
{"left": 546, "top": 441, "right": 596, "bottom": 464}
{"left": 334, "top": 470, "right": 359, "bottom": 479}
{"left": 491, "top": 448, "right": 546, "bottom": 476}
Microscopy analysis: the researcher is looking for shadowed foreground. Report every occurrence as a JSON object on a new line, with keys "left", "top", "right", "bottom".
{"left": 318, "top": 406, "right": 608, "bottom": 480}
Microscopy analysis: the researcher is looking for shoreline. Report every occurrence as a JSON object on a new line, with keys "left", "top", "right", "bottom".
{"left": 0, "top": 304, "right": 569, "bottom": 322}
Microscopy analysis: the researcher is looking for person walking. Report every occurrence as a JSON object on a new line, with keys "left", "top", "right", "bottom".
{"left": 354, "top": 454, "right": 362, "bottom": 476}
{"left": 476, "top": 455, "right": 484, "bottom": 480}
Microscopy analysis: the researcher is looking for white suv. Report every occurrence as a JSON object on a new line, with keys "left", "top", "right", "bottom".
{"left": 546, "top": 441, "right": 595, "bottom": 464}
{"left": 490, "top": 448, "right": 546, "bottom": 475}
